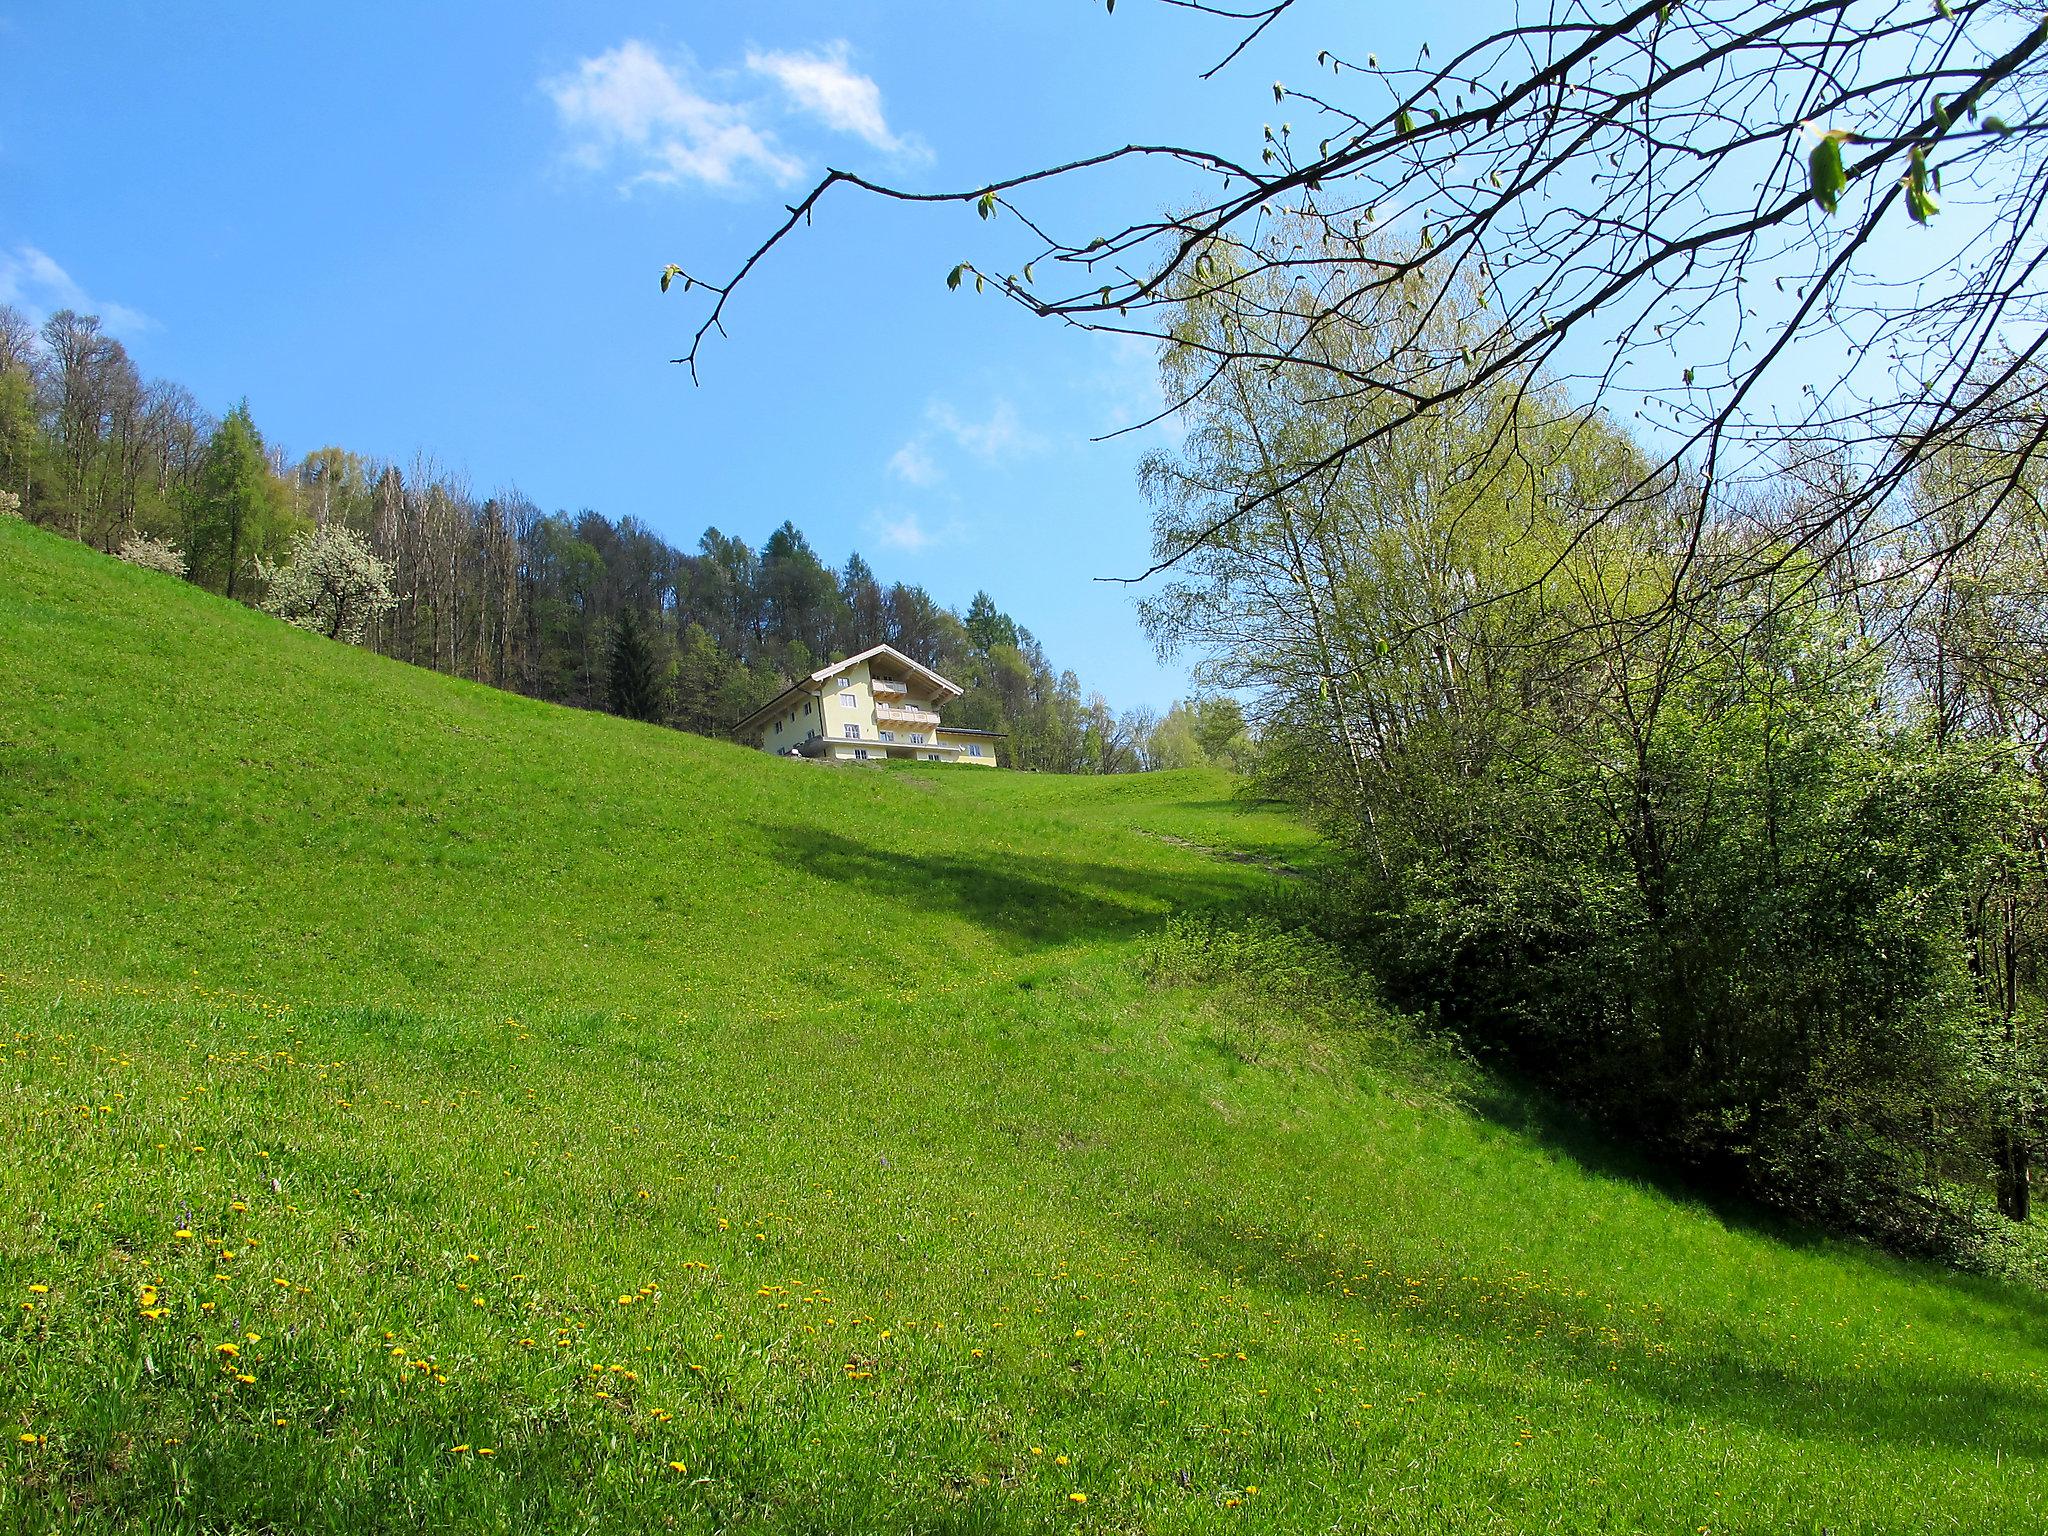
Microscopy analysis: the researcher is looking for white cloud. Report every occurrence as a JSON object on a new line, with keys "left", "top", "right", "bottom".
{"left": 874, "top": 510, "right": 934, "bottom": 551}
{"left": 886, "top": 397, "right": 1044, "bottom": 488}
{"left": 929, "top": 398, "right": 1041, "bottom": 459}
{"left": 544, "top": 41, "right": 800, "bottom": 191}
{"left": 744, "top": 42, "right": 918, "bottom": 156}
{"left": 868, "top": 508, "right": 967, "bottom": 554}
{"left": 0, "top": 246, "right": 151, "bottom": 337}
{"left": 887, "top": 438, "right": 941, "bottom": 487}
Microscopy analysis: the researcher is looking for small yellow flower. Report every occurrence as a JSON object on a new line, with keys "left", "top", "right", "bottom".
{"left": 1069, "top": 1492, "right": 1087, "bottom": 1504}
{"left": 26, "top": 1284, "right": 48, "bottom": 1294}
{"left": 447, "top": 1444, "right": 471, "bottom": 1454}
{"left": 17, "top": 1433, "right": 39, "bottom": 1445}
{"left": 216, "top": 1343, "right": 239, "bottom": 1357}
{"left": 667, "top": 1460, "right": 688, "bottom": 1472}
{"left": 1055, "top": 1455, "right": 1069, "bottom": 1466}
{"left": 246, "top": 1332, "right": 261, "bottom": 1343}
{"left": 235, "top": 1372, "right": 256, "bottom": 1384}
{"left": 173, "top": 1230, "right": 193, "bottom": 1240}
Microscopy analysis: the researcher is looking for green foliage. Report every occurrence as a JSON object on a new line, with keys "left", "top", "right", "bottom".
{"left": 605, "top": 603, "right": 664, "bottom": 723}
{"left": 184, "top": 403, "right": 297, "bottom": 597}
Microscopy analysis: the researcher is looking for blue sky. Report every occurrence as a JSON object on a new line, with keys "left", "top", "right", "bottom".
{"left": 0, "top": 1, "right": 1437, "bottom": 709}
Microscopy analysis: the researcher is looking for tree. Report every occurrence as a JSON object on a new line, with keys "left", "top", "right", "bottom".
{"left": 666, "top": 1, "right": 2048, "bottom": 615}
{"left": 964, "top": 590, "right": 1019, "bottom": 654}
{"left": 258, "top": 523, "right": 398, "bottom": 642}
{"left": 186, "top": 403, "right": 292, "bottom": 596}
{"left": 607, "top": 604, "right": 664, "bottom": 723}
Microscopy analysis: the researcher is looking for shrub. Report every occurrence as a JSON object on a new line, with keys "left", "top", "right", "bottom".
{"left": 115, "top": 532, "right": 189, "bottom": 577}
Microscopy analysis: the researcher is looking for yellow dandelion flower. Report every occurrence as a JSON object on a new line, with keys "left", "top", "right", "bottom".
{"left": 235, "top": 1372, "right": 256, "bottom": 1384}
{"left": 18, "top": 1433, "right": 38, "bottom": 1444}
{"left": 216, "top": 1343, "right": 239, "bottom": 1357}
{"left": 1055, "top": 1455, "right": 1069, "bottom": 1466}
{"left": 1069, "top": 1492, "right": 1087, "bottom": 1504}
{"left": 668, "top": 1460, "right": 688, "bottom": 1473}
{"left": 26, "top": 1284, "right": 48, "bottom": 1294}
{"left": 173, "top": 1230, "right": 192, "bottom": 1240}
{"left": 447, "top": 1444, "right": 470, "bottom": 1454}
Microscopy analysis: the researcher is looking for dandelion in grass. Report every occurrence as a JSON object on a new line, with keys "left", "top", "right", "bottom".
{"left": 1069, "top": 1492, "right": 1087, "bottom": 1504}
{"left": 668, "top": 1460, "right": 688, "bottom": 1472}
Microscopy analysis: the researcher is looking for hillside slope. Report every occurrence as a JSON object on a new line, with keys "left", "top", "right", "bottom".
{"left": 2, "top": 519, "right": 2044, "bottom": 1534}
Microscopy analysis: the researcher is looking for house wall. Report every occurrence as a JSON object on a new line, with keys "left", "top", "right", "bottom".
{"left": 760, "top": 689, "right": 823, "bottom": 754}
{"left": 935, "top": 729, "right": 999, "bottom": 766}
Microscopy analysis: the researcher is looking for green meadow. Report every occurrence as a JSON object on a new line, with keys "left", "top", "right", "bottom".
{"left": 2, "top": 515, "right": 2044, "bottom": 1533}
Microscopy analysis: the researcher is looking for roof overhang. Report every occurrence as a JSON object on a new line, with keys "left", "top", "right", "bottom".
{"left": 813, "top": 643, "right": 964, "bottom": 701}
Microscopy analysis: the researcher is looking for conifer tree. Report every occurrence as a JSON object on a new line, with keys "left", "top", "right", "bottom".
{"left": 606, "top": 605, "right": 662, "bottom": 723}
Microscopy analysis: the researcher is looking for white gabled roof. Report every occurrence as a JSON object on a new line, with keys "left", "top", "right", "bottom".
{"left": 731, "top": 644, "right": 963, "bottom": 735}
{"left": 810, "top": 643, "right": 964, "bottom": 700}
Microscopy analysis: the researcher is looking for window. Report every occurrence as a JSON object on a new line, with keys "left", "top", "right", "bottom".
{"left": 803, "top": 700, "right": 811, "bottom": 714}
{"left": 853, "top": 748, "right": 870, "bottom": 760}
{"left": 839, "top": 691, "right": 856, "bottom": 706}
{"left": 835, "top": 675, "right": 851, "bottom": 689}
{"left": 842, "top": 723, "right": 859, "bottom": 739}
{"left": 878, "top": 730, "right": 895, "bottom": 742}
{"left": 968, "top": 743, "right": 984, "bottom": 757}
{"left": 909, "top": 733, "right": 926, "bottom": 745}
{"left": 926, "top": 753, "right": 942, "bottom": 762}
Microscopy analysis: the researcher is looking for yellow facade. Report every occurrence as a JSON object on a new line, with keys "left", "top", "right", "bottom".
{"left": 735, "top": 645, "right": 1002, "bottom": 766}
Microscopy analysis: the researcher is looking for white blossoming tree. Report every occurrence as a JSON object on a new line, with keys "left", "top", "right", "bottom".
{"left": 115, "top": 533, "right": 188, "bottom": 576}
{"left": 258, "top": 524, "right": 398, "bottom": 644}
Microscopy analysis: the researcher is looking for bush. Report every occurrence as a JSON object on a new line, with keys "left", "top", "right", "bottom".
{"left": 115, "top": 532, "right": 188, "bottom": 577}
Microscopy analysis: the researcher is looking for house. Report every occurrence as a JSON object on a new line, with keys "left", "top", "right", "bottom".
{"left": 733, "top": 644, "right": 1004, "bottom": 766}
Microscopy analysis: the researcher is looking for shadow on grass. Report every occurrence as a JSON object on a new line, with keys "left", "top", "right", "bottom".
{"left": 1133, "top": 1192, "right": 2048, "bottom": 1460}
{"left": 759, "top": 823, "right": 1259, "bottom": 951}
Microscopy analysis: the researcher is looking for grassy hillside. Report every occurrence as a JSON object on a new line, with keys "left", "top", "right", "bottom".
{"left": 3, "top": 517, "right": 2045, "bottom": 1534}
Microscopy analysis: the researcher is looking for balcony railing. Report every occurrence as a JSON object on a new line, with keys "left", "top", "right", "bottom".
{"left": 870, "top": 678, "right": 908, "bottom": 696}
{"left": 875, "top": 702, "right": 942, "bottom": 727}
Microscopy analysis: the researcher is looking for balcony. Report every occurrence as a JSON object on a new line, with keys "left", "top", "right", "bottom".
{"left": 875, "top": 701, "right": 941, "bottom": 727}
{"left": 870, "top": 678, "right": 908, "bottom": 697}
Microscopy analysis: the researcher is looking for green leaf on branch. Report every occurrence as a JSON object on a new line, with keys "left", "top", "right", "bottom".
{"left": 1809, "top": 135, "right": 1848, "bottom": 214}
{"left": 946, "top": 264, "right": 966, "bottom": 291}
{"left": 977, "top": 190, "right": 998, "bottom": 220}
{"left": 1905, "top": 146, "right": 1940, "bottom": 223}
{"left": 1396, "top": 109, "right": 1415, "bottom": 136}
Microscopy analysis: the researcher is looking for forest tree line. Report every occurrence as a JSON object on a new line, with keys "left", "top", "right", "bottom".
{"left": 0, "top": 303, "right": 1247, "bottom": 772}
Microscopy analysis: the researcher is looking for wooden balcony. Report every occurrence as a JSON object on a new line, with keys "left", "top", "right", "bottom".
{"left": 875, "top": 701, "right": 942, "bottom": 727}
